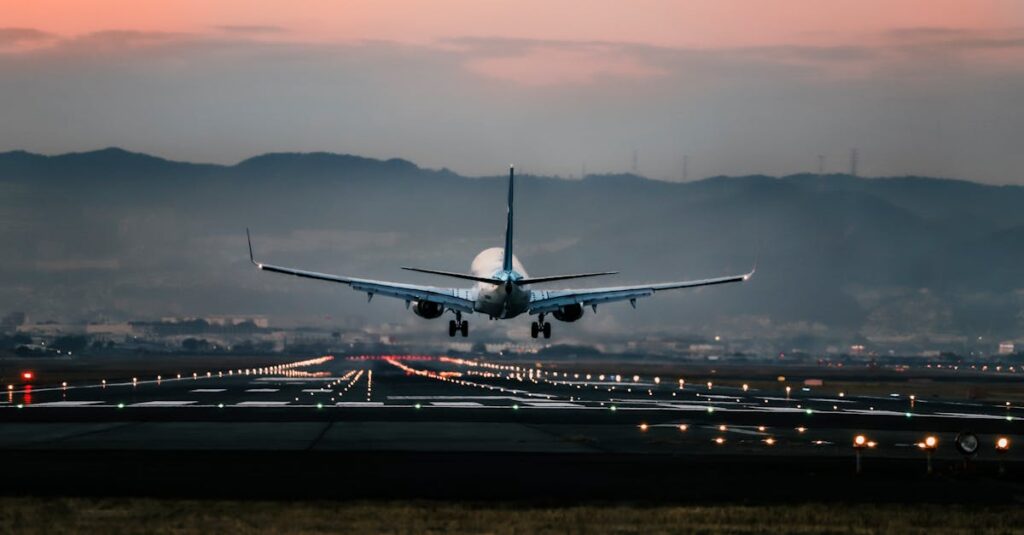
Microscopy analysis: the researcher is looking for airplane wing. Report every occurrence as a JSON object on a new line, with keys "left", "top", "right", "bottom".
{"left": 247, "top": 230, "right": 476, "bottom": 313}
{"left": 528, "top": 270, "right": 753, "bottom": 315}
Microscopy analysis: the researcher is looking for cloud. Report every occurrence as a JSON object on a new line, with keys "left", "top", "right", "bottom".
{"left": 215, "top": 25, "right": 288, "bottom": 35}
{"left": 0, "top": 28, "right": 55, "bottom": 50}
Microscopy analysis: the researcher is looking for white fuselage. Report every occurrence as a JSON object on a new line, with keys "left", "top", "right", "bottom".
{"left": 470, "top": 247, "right": 531, "bottom": 319}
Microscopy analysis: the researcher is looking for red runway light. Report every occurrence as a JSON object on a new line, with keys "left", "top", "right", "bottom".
{"left": 21, "top": 371, "right": 33, "bottom": 381}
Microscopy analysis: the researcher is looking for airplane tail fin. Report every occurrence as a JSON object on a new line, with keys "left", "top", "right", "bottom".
{"left": 503, "top": 165, "right": 514, "bottom": 272}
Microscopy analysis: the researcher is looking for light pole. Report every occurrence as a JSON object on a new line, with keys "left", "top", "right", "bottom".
{"left": 919, "top": 435, "right": 938, "bottom": 475}
{"left": 995, "top": 436, "right": 1010, "bottom": 475}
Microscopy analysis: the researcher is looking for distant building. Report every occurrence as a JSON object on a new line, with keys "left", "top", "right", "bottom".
{"left": 998, "top": 342, "right": 1015, "bottom": 355}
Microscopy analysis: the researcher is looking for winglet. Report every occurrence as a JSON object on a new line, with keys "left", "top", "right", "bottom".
{"left": 743, "top": 247, "right": 760, "bottom": 281}
{"left": 246, "top": 228, "right": 261, "bottom": 268}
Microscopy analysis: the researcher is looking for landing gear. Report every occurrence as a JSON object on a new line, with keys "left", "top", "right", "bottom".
{"left": 531, "top": 314, "right": 552, "bottom": 339}
{"left": 449, "top": 312, "right": 469, "bottom": 337}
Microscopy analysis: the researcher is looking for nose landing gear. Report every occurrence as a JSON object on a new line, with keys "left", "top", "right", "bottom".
{"left": 531, "top": 314, "right": 552, "bottom": 339}
{"left": 448, "top": 312, "right": 469, "bottom": 337}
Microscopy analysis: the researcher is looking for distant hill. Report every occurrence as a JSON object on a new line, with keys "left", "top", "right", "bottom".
{"left": 1, "top": 148, "right": 1022, "bottom": 350}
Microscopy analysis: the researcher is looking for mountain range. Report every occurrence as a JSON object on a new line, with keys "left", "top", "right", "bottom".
{"left": 2, "top": 147, "right": 1022, "bottom": 351}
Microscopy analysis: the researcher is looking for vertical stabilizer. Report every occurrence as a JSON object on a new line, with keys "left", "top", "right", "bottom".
{"left": 503, "top": 165, "right": 515, "bottom": 272}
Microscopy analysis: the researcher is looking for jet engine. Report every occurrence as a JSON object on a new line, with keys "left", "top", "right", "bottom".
{"left": 412, "top": 300, "right": 445, "bottom": 319}
{"left": 552, "top": 304, "right": 584, "bottom": 322}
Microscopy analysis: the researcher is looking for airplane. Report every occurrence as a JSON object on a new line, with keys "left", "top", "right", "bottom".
{"left": 247, "top": 166, "right": 754, "bottom": 338}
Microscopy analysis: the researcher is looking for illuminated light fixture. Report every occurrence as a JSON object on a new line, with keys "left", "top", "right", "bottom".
{"left": 853, "top": 435, "right": 867, "bottom": 448}
{"left": 718, "top": 425, "right": 727, "bottom": 432}
{"left": 764, "top": 437, "right": 776, "bottom": 446}
{"left": 21, "top": 372, "right": 33, "bottom": 380}
{"left": 639, "top": 423, "right": 649, "bottom": 432}
{"left": 758, "top": 426, "right": 766, "bottom": 432}
{"left": 796, "top": 427, "right": 807, "bottom": 433}
{"left": 678, "top": 424, "right": 688, "bottom": 432}
{"left": 610, "top": 405, "right": 617, "bottom": 412}
{"left": 414, "top": 403, "right": 422, "bottom": 409}
{"left": 713, "top": 437, "right": 725, "bottom": 445}
{"left": 117, "top": 403, "right": 125, "bottom": 409}
{"left": 996, "top": 437, "right": 1010, "bottom": 452}
{"left": 742, "top": 384, "right": 749, "bottom": 392}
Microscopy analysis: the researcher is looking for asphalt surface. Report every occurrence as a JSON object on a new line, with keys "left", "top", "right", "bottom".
{"left": 2, "top": 354, "right": 1022, "bottom": 501}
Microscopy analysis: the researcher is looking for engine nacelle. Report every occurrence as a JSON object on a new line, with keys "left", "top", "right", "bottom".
{"left": 412, "top": 300, "right": 445, "bottom": 319}
{"left": 552, "top": 304, "right": 584, "bottom": 322}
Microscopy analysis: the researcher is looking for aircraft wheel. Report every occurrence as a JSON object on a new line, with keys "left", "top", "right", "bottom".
{"left": 460, "top": 321, "right": 469, "bottom": 337}
{"left": 448, "top": 320, "right": 457, "bottom": 337}
{"left": 542, "top": 322, "right": 552, "bottom": 339}
{"left": 530, "top": 322, "right": 539, "bottom": 338}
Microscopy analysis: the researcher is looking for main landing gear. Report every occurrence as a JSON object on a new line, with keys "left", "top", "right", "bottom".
{"left": 448, "top": 312, "right": 468, "bottom": 337}
{"left": 531, "top": 314, "right": 552, "bottom": 339}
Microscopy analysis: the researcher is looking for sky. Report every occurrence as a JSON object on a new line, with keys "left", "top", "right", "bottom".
{"left": 2, "top": 1, "right": 1024, "bottom": 182}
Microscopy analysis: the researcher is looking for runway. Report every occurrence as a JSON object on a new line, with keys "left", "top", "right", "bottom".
{"left": 2, "top": 354, "right": 1022, "bottom": 501}
{"left": 2, "top": 354, "right": 1020, "bottom": 458}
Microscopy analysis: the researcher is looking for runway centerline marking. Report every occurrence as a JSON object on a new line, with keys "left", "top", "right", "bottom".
{"left": 245, "top": 388, "right": 279, "bottom": 393}
{"left": 191, "top": 389, "right": 226, "bottom": 393}
{"left": 235, "top": 401, "right": 290, "bottom": 407}
{"left": 131, "top": 401, "right": 197, "bottom": 407}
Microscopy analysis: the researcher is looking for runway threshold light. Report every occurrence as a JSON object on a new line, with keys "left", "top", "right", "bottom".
{"left": 996, "top": 437, "right": 1010, "bottom": 452}
{"left": 21, "top": 371, "right": 33, "bottom": 381}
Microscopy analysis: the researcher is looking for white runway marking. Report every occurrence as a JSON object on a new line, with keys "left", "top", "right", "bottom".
{"left": 934, "top": 412, "right": 1008, "bottom": 420}
{"left": 336, "top": 402, "right": 385, "bottom": 407}
{"left": 235, "top": 401, "right": 290, "bottom": 407}
{"left": 131, "top": 401, "right": 197, "bottom": 407}
{"left": 655, "top": 403, "right": 723, "bottom": 411}
{"left": 808, "top": 398, "right": 856, "bottom": 403}
{"left": 524, "top": 402, "right": 583, "bottom": 408}
{"left": 191, "top": 388, "right": 226, "bottom": 393}
{"left": 844, "top": 409, "right": 910, "bottom": 417}
{"left": 302, "top": 389, "right": 330, "bottom": 393}
{"left": 245, "top": 388, "right": 279, "bottom": 393}
{"left": 31, "top": 401, "right": 104, "bottom": 407}
{"left": 431, "top": 401, "right": 485, "bottom": 407}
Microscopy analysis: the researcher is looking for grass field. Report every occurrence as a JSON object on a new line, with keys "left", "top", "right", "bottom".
{"left": 2, "top": 498, "right": 1023, "bottom": 534}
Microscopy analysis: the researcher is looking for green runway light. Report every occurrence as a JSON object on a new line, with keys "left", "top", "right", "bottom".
{"left": 610, "top": 405, "right": 617, "bottom": 412}
{"left": 16, "top": 404, "right": 23, "bottom": 409}
{"left": 905, "top": 412, "right": 912, "bottom": 418}
{"left": 512, "top": 404, "right": 519, "bottom": 410}
{"left": 317, "top": 403, "right": 323, "bottom": 409}
{"left": 117, "top": 403, "right": 125, "bottom": 409}
{"left": 218, "top": 403, "right": 224, "bottom": 408}
{"left": 707, "top": 406, "right": 715, "bottom": 413}
{"left": 805, "top": 409, "right": 813, "bottom": 415}
{"left": 415, "top": 403, "right": 422, "bottom": 409}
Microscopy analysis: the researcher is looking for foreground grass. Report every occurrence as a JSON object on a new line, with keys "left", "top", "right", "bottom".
{"left": 2, "top": 498, "right": 1023, "bottom": 534}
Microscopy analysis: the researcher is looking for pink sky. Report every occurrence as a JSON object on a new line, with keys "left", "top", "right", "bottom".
{"left": 2, "top": 0, "right": 1017, "bottom": 47}
{"left": 2, "top": 1, "right": 1024, "bottom": 181}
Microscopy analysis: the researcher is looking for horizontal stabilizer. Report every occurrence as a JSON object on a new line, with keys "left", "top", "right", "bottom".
{"left": 514, "top": 272, "right": 617, "bottom": 285}
{"left": 401, "top": 267, "right": 500, "bottom": 285}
